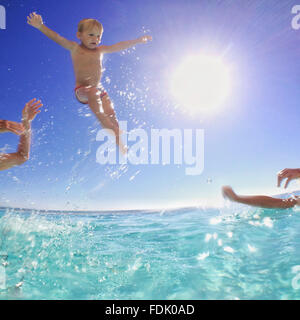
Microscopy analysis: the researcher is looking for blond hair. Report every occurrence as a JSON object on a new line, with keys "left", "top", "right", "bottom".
{"left": 78, "top": 19, "right": 103, "bottom": 34}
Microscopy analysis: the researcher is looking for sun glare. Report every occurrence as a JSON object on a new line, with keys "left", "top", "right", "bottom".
{"left": 170, "top": 55, "right": 231, "bottom": 114}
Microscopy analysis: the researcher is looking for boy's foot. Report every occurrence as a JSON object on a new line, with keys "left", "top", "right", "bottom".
{"left": 119, "top": 144, "right": 129, "bottom": 155}
{"left": 222, "top": 186, "right": 238, "bottom": 202}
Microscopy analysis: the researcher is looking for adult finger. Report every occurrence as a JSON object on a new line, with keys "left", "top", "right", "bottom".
{"left": 32, "top": 103, "right": 43, "bottom": 111}
{"left": 7, "top": 123, "right": 22, "bottom": 135}
{"left": 30, "top": 100, "right": 42, "bottom": 108}
{"left": 277, "top": 169, "right": 287, "bottom": 177}
{"left": 277, "top": 174, "right": 283, "bottom": 187}
{"left": 26, "top": 98, "right": 37, "bottom": 107}
{"left": 11, "top": 128, "right": 22, "bottom": 135}
{"left": 27, "top": 98, "right": 37, "bottom": 104}
{"left": 33, "top": 107, "right": 42, "bottom": 114}
{"left": 284, "top": 177, "right": 292, "bottom": 189}
{"left": 9, "top": 122, "right": 20, "bottom": 129}
{"left": 14, "top": 123, "right": 24, "bottom": 131}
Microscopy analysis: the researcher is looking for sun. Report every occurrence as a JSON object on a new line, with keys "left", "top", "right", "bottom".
{"left": 170, "top": 54, "right": 231, "bottom": 114}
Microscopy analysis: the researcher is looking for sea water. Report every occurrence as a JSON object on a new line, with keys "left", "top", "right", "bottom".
{"left": 1, "top": 204, "right": 300, "bottom": 300}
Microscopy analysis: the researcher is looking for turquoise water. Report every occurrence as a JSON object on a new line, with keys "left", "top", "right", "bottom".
{"left": 1, "top": 204, "right": 300, "bottom": 300}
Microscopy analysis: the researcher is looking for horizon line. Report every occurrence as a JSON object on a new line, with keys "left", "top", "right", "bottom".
{"left": 0, "top": 202, "right": 222, "bottom": 214}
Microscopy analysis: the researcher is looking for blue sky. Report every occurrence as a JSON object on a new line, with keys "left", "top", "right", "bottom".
{"left": 0, "top": 0, "right": 300, "bottom": 210}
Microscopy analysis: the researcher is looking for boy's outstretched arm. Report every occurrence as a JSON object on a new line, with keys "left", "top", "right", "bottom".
{"left": 27, "top": 12, "right": 76, "bottom": 51}
{"left": 0, "top": 99, "right": 42, "bottom": 171}
{"left": 101, "top": 35, "right": 152, "bottom": 53}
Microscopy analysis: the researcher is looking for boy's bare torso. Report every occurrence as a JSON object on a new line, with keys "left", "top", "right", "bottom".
{"left": 71, "top": 44, "right": 104, "bottom": 87}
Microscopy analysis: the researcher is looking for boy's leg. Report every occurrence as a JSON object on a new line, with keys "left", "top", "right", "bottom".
{"left": 87, "top": 87, "right": 117, "bottom": 131}
{"left": 100, "top": 94, "right": 121, "bottom": 134}
{"left": 101, "top": 93, "right": 128, "bottom": 154}
{"left": 87, "top": 88, "right": 127, "bottom": 154}
{"left": 222, "top": 186, "right": 297, "bottom": 209}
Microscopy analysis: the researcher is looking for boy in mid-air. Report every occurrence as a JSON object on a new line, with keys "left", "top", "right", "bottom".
{"left": 27, "top": 12, "right": 152, "bottom": 154}
{"left": 222, "top": 168, "right": 300, "bottom": 209}
{"left": 0, "top": 99, "right": 42, "bottom": 170}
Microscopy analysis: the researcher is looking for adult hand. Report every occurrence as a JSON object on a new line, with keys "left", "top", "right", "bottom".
{"left": 277, "top": 168, "right": 300, "bottom": 188}
{"left": 0, "top": 120, "right": 24, "bottom": 135}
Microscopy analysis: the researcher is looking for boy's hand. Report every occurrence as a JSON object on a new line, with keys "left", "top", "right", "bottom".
{"left": 0, "top": 120, "right": 24, "bottom": 135}
{"left": 27, "top": 12, "right": 43, "bottom": 29}
{"left": 277, "top": 168, "right": 300, "bottom": 188}
{"left": 137, "top": 35, "right": 152, "bottom": 44}
{"left": 22, "top": 99, "right": 43, "bottom": 128}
